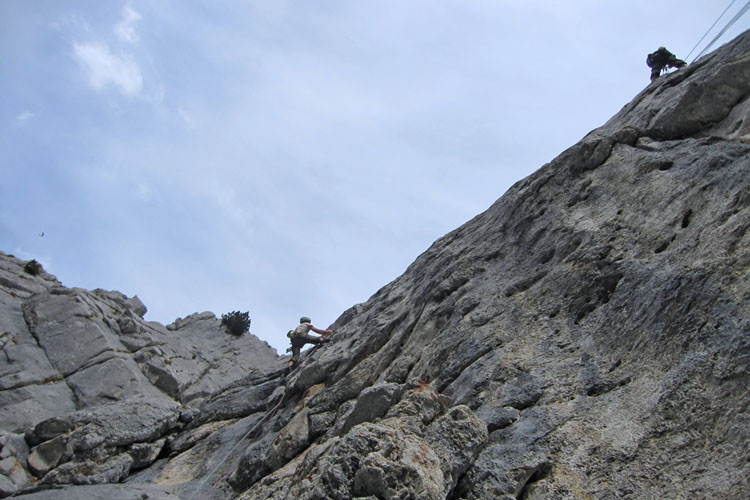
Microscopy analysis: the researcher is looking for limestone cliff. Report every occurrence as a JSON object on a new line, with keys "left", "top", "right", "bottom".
{"left": 2, "top": 30, "right": 749, "bottom": 500}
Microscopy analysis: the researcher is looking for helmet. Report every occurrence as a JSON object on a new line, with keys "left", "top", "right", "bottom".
{"left": 300, "top": 316, "right": 311, "bottom": 324}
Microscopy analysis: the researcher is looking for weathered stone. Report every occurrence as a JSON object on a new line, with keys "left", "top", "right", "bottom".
{"left": 342, "top": 382, "right": 404, "bottom": 433}
{"left": 22, "top": 289, "right": 124, "bottom": 378}
{"left": 233, "top": 385, "right": 488, "bottom": 500}
{"left": 0, "top": 455, "right": 31, "bottom": 495}
{"left": 154, "top": 413, "right": 263, "bottom": 498}
{"left": 266, "top": 408, "right": 311, "bottom": 470}
{"left": 32, "top": 399, "right": 180, "bottom": 450}
{"left": 66, "top": 355, "right": 171, "bottom": 407}
{"left": 0, "top": 382, "right": 76, "bottom": 434}
{"left": 117, "top": 315, "right": 139, "bottom": 334}
{"left": 128, "top": 439, "right": 166, "bottom": 469}
{"left": 424, "top": 405, "right": 488, "bottom": 492}
{"left": 41, "top": 452, "right": 134, "bottom": 485}
{"left": 191, "top": 377, "right": 280, "bottom": 426}
{"left": 474, "top": 403, "right": 520, "bottom": 432}
{"left": 10, "top": 484, "right": 180, "bottom": 500}
{"left": 308, "top": 410, "right": 335, "bottom": 439}
{"left": 27, "top": 434, "right": 67, "bottom": 476}
{"left": 136, "top": 313, "right": 280, "bottom": 404}
{"left": 384, "top": 380, "right": 449, "bottom": 426}
{"left": 167, "top": 420, "right": 232, "bottom": 455}
{"left": 0, "top": 431, "right": 29, "bottom": 463}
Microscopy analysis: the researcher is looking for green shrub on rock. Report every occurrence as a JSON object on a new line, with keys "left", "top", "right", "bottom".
{"left": 24, "top": 259, "right": 43, "bottom": 276}
{"left": 221, "top": 310, "right": 251, "bottom": 335}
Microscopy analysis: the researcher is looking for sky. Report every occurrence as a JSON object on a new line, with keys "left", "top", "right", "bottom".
{"left": 1, "top": 1, "right": 748, "bottom": 354}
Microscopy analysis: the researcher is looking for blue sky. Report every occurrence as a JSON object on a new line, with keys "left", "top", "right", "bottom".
{"left": 1, "top": 1, "right": 747, "bottom": 353}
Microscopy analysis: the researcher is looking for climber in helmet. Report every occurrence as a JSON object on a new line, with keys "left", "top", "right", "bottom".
{"left": 646, "top": 46, "right": 687, "bottom": 82}
{"left": 286, "top": 316, "right": 333, "bottom": 370}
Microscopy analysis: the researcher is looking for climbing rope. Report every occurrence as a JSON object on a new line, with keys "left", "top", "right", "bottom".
{"left": 685, "top": 0, "right": 739, "bottom": 61}
{"left": 690, "top": 0, "right": 750, "bottom": 63}
{"left": 186, "top": 389, "right": 287, "bottom": 500}
{"left": 186, "top": 344, "right": 326, "bottom": 500}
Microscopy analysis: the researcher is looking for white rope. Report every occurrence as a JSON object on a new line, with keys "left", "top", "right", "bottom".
{"left": 685, "top": 0, "right": 738, "bottom": 61}
{"left": 186, "top": 388, "right": 286, "bottom": 500}
{"left": 186, "top": 341, "right": 327, "bottom": 499}
{"left": 692, "top": 0, "right": 750, "bottom": 62}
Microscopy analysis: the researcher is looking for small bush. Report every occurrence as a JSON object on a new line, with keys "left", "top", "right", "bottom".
{"left": 24, "top": 259, "right": 43, "bottom": 276}
{"left": 221, "top": 310, "right": 251, "bottom": 335}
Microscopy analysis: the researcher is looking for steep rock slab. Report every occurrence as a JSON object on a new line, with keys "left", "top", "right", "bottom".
{"left": 21, "top": 287, "right": 170, "bottom": 411}
{"left": 278, "top": 31, "right": 750, "bottom": 499}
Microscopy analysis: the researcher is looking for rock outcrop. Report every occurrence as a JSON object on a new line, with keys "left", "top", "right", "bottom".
{"left": 0, "top": 253, "right": 280, "bottom": 497}
{"left": 2, "top": 30, "right": 749, "bottom": 500}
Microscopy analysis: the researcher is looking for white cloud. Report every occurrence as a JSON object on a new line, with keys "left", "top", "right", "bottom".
{"left": 15, "top": 111, "right": 35, "bottom": 124}
{"left": 115, "top": 4, "right": 142, "bottom": 44}
{"left": 177, "top": 107, "right": 198, "bottom": 129}
{"left": 73, "top": 42, "right": 143, "bottom": 96}
{"left": 136, "top": 183, "right": 152, "bottom": 201}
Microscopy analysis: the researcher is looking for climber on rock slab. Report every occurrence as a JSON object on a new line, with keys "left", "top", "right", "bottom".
{"left": 286, "top": 316, "right": 333, "bottom": 370}
{"left": 647, "top": 46, "right": 687, "bottom": 81}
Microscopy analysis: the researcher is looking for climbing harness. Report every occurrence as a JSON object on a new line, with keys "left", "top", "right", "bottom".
{"left": 689, "top": 0, "right": 750, "bottom": 63}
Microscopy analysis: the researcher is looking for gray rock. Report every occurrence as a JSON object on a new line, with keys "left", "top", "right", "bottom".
{"left": 22, "top": 289, "right": 125, "bottom": 378}
{"left": 424, "top": 405, "right": 489, "bottom": 492}
{"left": 0, "top": 383, "right": 75, "bottom": 434}
{"left": 30, "top": 399, "right": 180, "bottom": 449}
{"left": 474, "top": 403, "right": 520, "bottom": 432}
{"left": 134, "top": 312, "right": 279, "bottom": 404}
{"left": 0, "top": 431, "right": 29, "bottom": 464}
{"left": 232, "top": 384, "right": 487, "bottom": 500}
{"left": 341, "top": 382, "right": 404, "bottom": 433}
{"left": 117, "top": 315, "right": 139, "bottom": 334}
{"left": 13, "top": 484, "right": 179, "bottom": 499}
{"left": 0, "top": 455, "right": 31, "bottom": 496}
{"left": 265, "top": 408, "right": 311, "bottom": 470}
{"left": 66, "top": 356, "right": 171, "bottom": 407}
{"left": 41, "top": 452, "right": 134, "bottom": 485}
{"left": 128, "top": 439, "right": 166, "bottom": 469}
{"left": 28, "top": 434, "right": 67, "bottom": 476}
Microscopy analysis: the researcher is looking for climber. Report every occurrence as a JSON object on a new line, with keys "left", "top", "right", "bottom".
{"left": 286, "top": 316, "right": 333, "bottom": 370}
{"left": 646, "top": 46, "right": 686, "bottom": 81}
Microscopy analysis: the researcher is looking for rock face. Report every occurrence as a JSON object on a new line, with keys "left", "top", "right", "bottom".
{"left": 2, "top": 30, "right": 749, "bottom": 500}
{"left": 0, "top": 253, "right": 280, "bottom": 498}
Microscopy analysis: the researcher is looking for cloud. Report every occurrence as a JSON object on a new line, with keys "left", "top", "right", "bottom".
{"left": 136, "top": 183, "right": 152, "bottom": 201}
{"left": 114, "top": 4, "right": 142, "bottom": 44}
{"left": 73, "top": 41, "right": 143, "bottom": 95}
{"left": 15, "top": 111, "right": 35, "bottom": 124}
{"left": 177, "top": 107, "right": 197, "bottom": 130}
